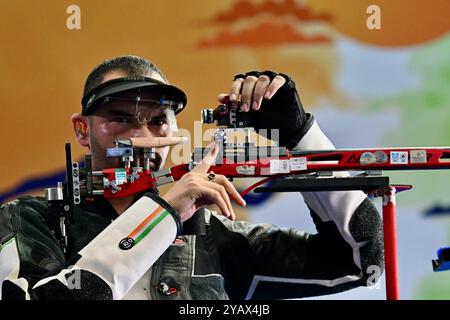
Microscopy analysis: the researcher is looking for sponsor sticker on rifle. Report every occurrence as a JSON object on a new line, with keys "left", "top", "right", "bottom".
{"left": 115, "top": 168, "right": 128, "bottom": 185}
{"left": 410, "top": 150, "right": 427, "bottom": 163}
{"left": 390, "top": 151, "right": 408, "bottom": 164}
{"left": 236, "top": 165, "right": 256, "bottom": 175}
{"left": 374, "top": 151, "right": 388, "bottom": 164}
{"left": 270, "top": 159, "right": 290, "bottom": 174}
{"left": 290, "top": 157, "right": 307, "bottom": 171}
{"left": 360, "top": 152, "right": 376, "bottom": 165}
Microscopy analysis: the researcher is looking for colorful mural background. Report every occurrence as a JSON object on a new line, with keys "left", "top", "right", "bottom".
{"left": 0, "top": 0, "right": 449, "bottom": 299}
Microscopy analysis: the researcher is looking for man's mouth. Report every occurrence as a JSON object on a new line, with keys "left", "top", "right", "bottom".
{"left": 145, "top": 159, "right": 158, "bottom": 171}
{"left": 136, "top": 153, "right": 163, "bottom": 171}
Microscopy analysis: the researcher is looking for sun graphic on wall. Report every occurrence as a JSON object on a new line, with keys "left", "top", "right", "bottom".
{"left": 195, "top": 0, "right": 449, "bottom": 48}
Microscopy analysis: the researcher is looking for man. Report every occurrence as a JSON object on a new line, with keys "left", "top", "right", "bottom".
{"left": 0, "top": 55, "right": 383, "bottom": 300}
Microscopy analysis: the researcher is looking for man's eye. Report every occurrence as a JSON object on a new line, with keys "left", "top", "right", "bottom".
{"left": 112, "top": 117, "right": 131, "bottom": 123}
{"left": 150, "top": 119, "right": 167, "bottom": 126}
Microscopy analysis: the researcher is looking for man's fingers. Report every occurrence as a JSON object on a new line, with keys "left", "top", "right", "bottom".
{"left": 264, "top": 75, "right": 286, "bottom": 99}
{"left": 217, "top": 93, "right": 240, "bottom": 110}
{"left": 240, "top": 76, "right": 258, "bottom": 112}
{"left": 203, "top": 180, "right": 235, "bottom": 220}
{"left": 227, "top": 73, "right": 286, "bottom": 109}
{"left": 193, "top": 142, "right": 219, "bottom": 173}
{"left": 217, "top": 93, "right": 229, "bottom": 104}
{"left": 229, "top": 78, "right": 244, "bottom": 102}
{"left": 201, "top": 187, "right": 232, "bottom": 219}
{"left": 214, "top": 174, "right": 246, "bottom": 207}
{"left": 226, "top": 74, "right": 285, "bottom": 111}
{"left": 252, "top": 75, "right": 271, "bottom": 110}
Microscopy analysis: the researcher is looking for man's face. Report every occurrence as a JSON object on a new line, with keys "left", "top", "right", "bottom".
{"left": 85, "top": 70, "right": 174, "bottom": 171}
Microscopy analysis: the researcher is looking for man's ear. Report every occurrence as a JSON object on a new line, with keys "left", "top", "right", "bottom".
{"left": 71, "top": 113, "right": 90, "bottom": 148}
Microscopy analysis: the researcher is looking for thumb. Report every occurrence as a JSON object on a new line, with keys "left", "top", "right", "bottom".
{"left": 217, "top": 93, "right": 230, "bottom": 104}
{"left": 192, "top": 141, "right": 219, "bottom": 173}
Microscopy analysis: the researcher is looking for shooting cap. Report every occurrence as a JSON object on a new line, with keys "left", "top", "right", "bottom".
{"left": 81, "top": 76, "right": 187, "bottom": 115}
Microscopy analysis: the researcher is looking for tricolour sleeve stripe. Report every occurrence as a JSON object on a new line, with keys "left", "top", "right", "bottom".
{"left": 33, "top": 195, "right": 179, "bottom": 300}
{"left": 128, "top": 206, "right": 164, "bottom": 238}
{"left": 132, "top": 210, "right": 169, "bottom": 245}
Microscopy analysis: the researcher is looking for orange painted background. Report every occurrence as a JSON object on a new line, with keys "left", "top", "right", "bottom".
{"left": 0, "top": 0, "right": 449, "bottom": 200}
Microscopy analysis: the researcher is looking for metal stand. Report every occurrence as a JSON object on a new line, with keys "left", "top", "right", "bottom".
{"left": 381, "top": 187, "right": 400, "bottom": 300}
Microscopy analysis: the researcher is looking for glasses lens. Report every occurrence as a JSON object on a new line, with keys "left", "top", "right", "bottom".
{"left": 100, "top": 95, "right": 178, "bottom": 131}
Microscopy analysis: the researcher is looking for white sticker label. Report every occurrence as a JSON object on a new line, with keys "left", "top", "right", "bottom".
{"left": 290, "top": 157, "right": 307, "bottom": 171}
{"left": 236, "top": 165, "right": 256, "bottom": 175}
{"left": 410, "top": 150, "right": 427, "bottom": 164}
{"left": 390, "top": 151, "right": 408, "bottom": 164}
{"left": 115, "top": 169, "right": 128, "bottom": 185}
{"left": 270, "top": 159, "right": 290, "bottom": 174}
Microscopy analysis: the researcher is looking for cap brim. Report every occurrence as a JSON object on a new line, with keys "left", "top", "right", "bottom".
{"left": 82, "top": 77, "right": 187, "bottom": 115}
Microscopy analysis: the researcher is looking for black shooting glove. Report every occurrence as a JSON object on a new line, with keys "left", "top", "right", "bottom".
{"left": 234, "top": 71, "right": 313, "bottom": 150}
